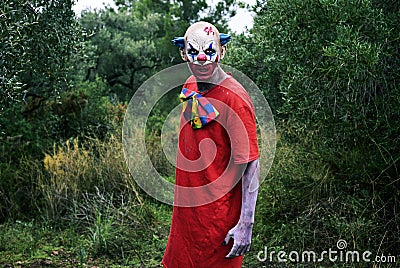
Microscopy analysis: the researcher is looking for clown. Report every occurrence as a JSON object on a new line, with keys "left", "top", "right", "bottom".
{"left": 173, "top": 22, "right": 231, "bottom": 85}
{"left": 162, "top": 21, "right": 260, "bottom": 268}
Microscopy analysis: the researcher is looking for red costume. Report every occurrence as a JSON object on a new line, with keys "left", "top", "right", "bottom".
{"left": 162, "top": 75, "right": 259, "bottom": 268}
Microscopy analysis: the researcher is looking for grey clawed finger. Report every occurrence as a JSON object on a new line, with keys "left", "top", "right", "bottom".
{"left": 236, "top": 244, "right": 247, "bottom": 256}
{"left": 246, "top": 244, "right": 251, "bottom": 253}
{"left": 226, "top": 244, "right": 239, "bottom": 258}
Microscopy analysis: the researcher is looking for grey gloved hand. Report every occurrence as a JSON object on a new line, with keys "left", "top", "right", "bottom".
{"left": 223, "top": 159, "right": 260, "bottom": 258}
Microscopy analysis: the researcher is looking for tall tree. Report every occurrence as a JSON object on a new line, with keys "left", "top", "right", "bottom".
{"left": 0, "top": 0, "right": 81, "bottom": 138}
{"left": 79, "top": 8, "right": 168, "bottom": 100}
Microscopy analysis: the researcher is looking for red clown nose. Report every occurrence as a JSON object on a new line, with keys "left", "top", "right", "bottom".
{"left": 197, "top": 53, "right": 207, "bottom": 62}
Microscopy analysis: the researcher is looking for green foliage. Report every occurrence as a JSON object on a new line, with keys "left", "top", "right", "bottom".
{"left": 0, "top": 155, "right": 41, "bottom": 221}
{"left": 63, "top": 78, "right": 122, "bottom": 138}
{"left": 0, "top": 0, "right": 86, "bottom": 160}
{"left": 239, "top": 0, "right": 399, "bottom": 152}
{"left": 240, "top": 127, "right": 400, "bottom": 267}
{"left": 37, "top": 133, "right": 140, "bottom": 221}
{"left": 0, "top": 200, "right": 172, "bottom": 267}
{"left": 226, "top": 0, "right": 400, "bottom": 183}
{"left": 0, "top": 221, "right": 77, "bottom": 266}
{"left": 79, "top": 9, "right": 168, "bottom": 100}
{"left": 0, "top": 0, "right": 80, "bottom": 107}
{"left": 257, "top": 131, "right": 398, "bottom": 254}
{"left": 87, "top": 200, "right": 125, "bottom": 256}
{"left": 3, "top": 0, "right": 400, "bottom": 266}
{"left": 0, "top": 100, "right": 122, "bottom": 221}
{"left": 225, "top": 0, "right": 400, "bottom": 262}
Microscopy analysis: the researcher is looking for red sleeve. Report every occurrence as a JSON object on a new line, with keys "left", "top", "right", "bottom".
{"left": 227, "top": 99, "right": 259, "bottom": 164}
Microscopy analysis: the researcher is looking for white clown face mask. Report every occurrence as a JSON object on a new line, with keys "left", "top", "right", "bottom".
{"left": 173, "top": 22, "right": 231, "bottom": 81}
{"left": 182, "top": 22, "right": 226, "bottom": 65}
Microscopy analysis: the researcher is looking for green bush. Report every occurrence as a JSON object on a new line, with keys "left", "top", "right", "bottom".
{"left": 226, "top": 0, "right": 400, "bottom": 260}
{"left": 243, "top": 126, "right": 399, "bottom": 267}
{"left": 229, "top": 0, "right": 399, "bottom": 153}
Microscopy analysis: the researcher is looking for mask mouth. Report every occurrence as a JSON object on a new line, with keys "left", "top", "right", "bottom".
{"left": 189, "top": 62, "right": 216, "bottom": 69}
{"left": 191, "top": 60, "right": 213, "bottom": 66}
{"left": 197, "top": 65, "right": 211, "bottom": 73}
{"left": 188, "top": 62, "right": 218, "bottom": 80}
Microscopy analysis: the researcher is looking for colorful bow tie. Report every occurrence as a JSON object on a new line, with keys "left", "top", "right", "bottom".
{"left": 179, "top": 88, "right": 219, "bottom": 129}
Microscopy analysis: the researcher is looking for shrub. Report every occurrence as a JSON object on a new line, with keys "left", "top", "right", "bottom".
{"left": 226, "top": 0, "right": 399, "bottom": 258}
{"left": 244, "top": 126, "right": 399, "bottom": 267}
{"left": 37, "top": 133, "right": 142, "bottom": 222}
{"left": 230, "top": 0, "right": 399, "bottom": 148}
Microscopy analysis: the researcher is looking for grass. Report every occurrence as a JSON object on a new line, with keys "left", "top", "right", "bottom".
{"left": 0, "top": 201, "right": 172, "bottom": 268}
{"left": 3, "top": 193, "right": 397, "bottom": 267}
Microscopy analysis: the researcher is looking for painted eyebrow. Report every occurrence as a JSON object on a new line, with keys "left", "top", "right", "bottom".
{"left": 204, "top": 43, "right": 216, "bottom": 53}
{"left": 188, "top": 43, "right": 198, "bottom": 51}
{"left": 188, "top": 43, "right": 199, "bottom": 52}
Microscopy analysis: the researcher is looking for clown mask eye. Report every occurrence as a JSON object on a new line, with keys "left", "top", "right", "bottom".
{"left": 204, "top": 48, "right": 216, "bottom": 56}
{"left": 187, "top": 48, "right": 199, "bottom": 56}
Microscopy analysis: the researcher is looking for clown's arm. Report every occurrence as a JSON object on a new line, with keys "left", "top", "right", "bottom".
{"left": 223, "top": 159, "right": 260, "bottom": 258}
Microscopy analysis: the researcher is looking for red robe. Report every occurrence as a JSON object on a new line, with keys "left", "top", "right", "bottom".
{"left": 162, "top": 75, "right": 259, "bottom": 268}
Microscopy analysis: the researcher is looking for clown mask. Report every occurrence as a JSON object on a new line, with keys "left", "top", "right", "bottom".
{"left": 174, "top": 22, "right": 230, "bottom": 82}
